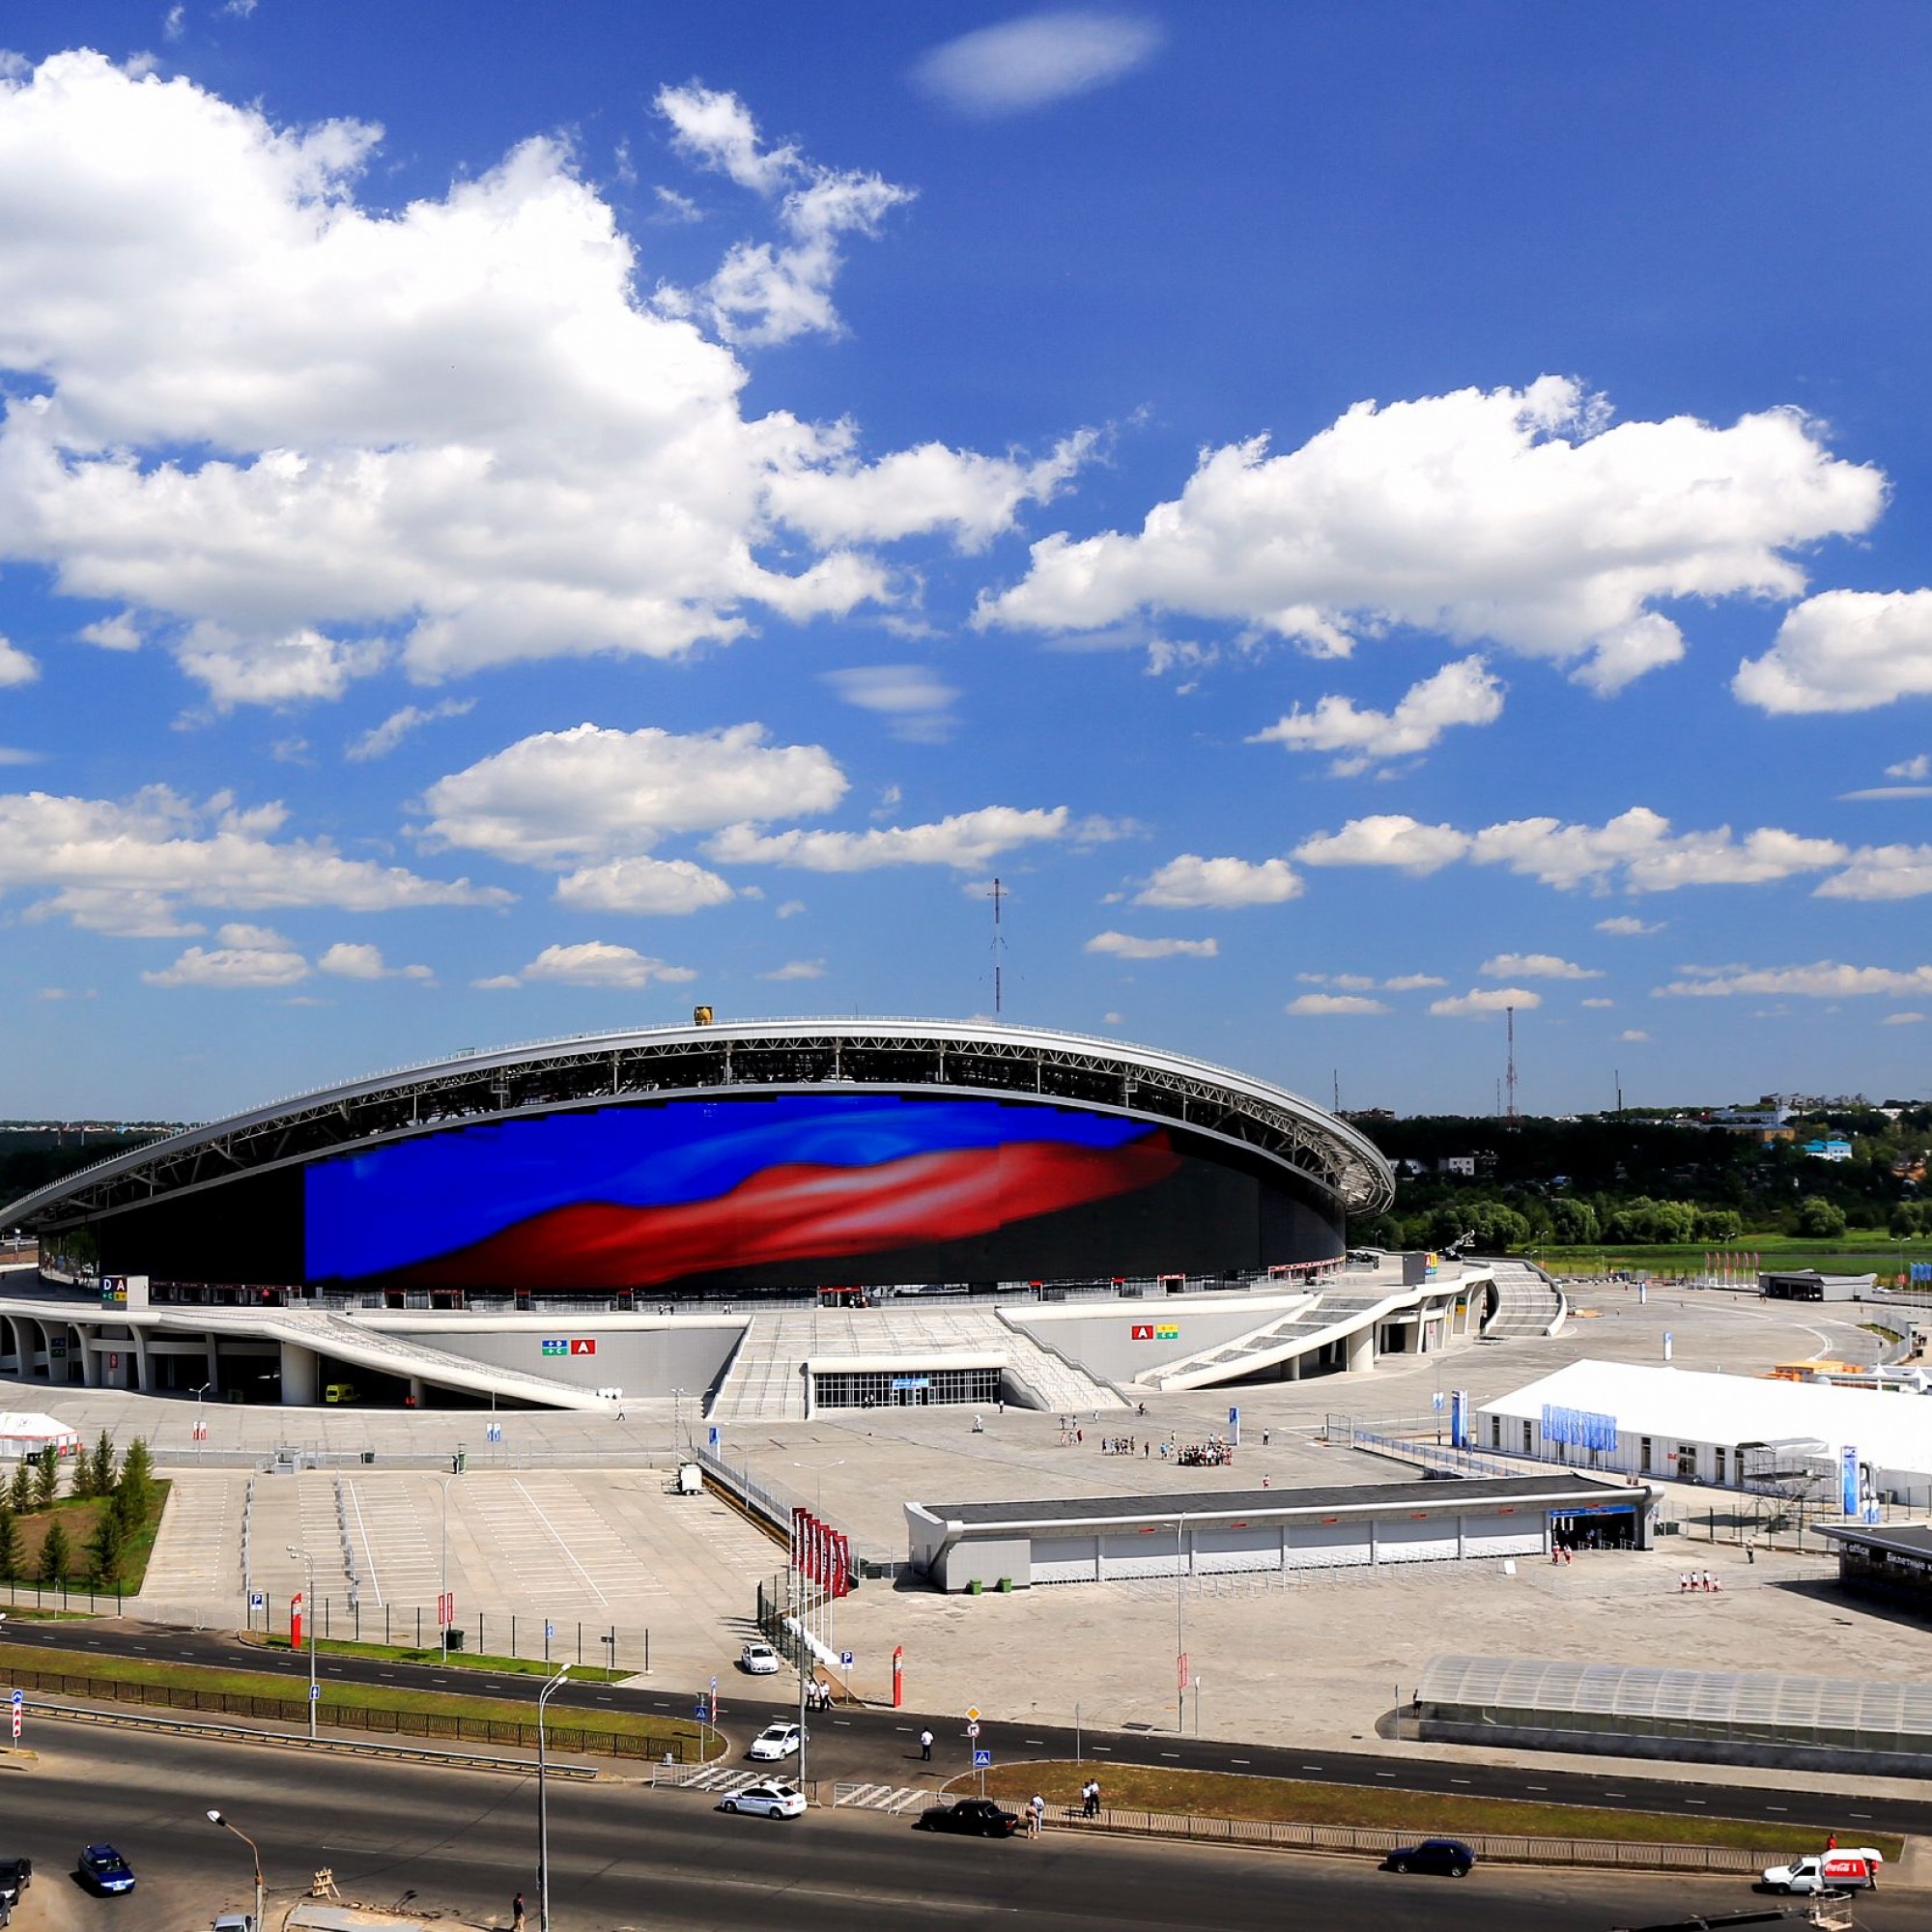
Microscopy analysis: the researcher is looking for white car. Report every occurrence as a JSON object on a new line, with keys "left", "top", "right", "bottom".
{"left": 1760, "top": 1851, "right": 1883, "bottom": 1893}
{"left": 739, "top": 1641, "right": 781, "bottom": 1675}
{"left": 748, "top": 1720, "right": 804, "bottom": 1761}
{"left": 721, "top": 1781, "right": 807, "bottom": 1820}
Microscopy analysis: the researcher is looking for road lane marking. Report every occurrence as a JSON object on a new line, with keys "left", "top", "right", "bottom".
{"left": 1230, "top": 1758, "right": 1250, "bottom": 1765}
{"left": 1452, "top": 1778, "right": 1470, "bottom": 1785}
{"left": 1160, "top": 1752, "right": 1179, "bottom": 1759}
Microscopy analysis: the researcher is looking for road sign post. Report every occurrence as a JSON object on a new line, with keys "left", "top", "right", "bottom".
{"left": 11, "top": 1687, "right": 21, "bottom": 1741}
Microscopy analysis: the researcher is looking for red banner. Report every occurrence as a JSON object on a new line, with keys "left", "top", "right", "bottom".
{"left": 292, "top": 1590, "right": 303, "bottom": 1651}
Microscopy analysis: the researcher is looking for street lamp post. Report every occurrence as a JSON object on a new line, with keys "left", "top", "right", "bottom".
{"left": 536, "top": 1663, "right": 570, "bottom": 1932}
{"left": 285, "top": 1543, "right": 317, "bottom": 1741}
{"left": 438, "top": 1471, "right": 457, "bottom": 1662}
{"left": 205, "top": 1808, "right": 265, "bottom": 1931}
{"left": 1175, "top": 1516, "right": 1186, "bottom": 1733}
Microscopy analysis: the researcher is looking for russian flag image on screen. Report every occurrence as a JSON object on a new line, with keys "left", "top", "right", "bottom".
{"left": 305, "top": 1093, "right": 1178, "bottom": 1289}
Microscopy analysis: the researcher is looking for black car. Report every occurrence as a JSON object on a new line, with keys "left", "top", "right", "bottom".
{"left": 914, "top": 1799, "right": 1022, "bottom": 1837}
{"left": 77, "top": 1844, "right": 136, "bottom": 1895}
{"left": 0, "top": 1858, "right": 28, "bottom": 1909}
{"left": 1384, "top": 1837, "right": 1476, "bottom": 1877}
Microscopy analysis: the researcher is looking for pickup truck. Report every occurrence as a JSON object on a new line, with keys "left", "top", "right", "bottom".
{"left": 1759, "top": 1852, "right": 1879, "bottom": 1893}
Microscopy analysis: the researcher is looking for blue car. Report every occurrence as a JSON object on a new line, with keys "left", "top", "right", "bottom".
{"left": 77, "top": 1845, "right": 136, "bottom": 1895}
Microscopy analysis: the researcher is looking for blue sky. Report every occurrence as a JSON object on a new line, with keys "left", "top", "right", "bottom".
{"left": 3, "top": 4, "right": 1931, "bottom": 1122}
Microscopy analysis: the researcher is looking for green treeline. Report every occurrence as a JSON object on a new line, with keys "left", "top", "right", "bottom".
{"left": 1349, "top": 1105, "right": 1932, "bottom": 1251}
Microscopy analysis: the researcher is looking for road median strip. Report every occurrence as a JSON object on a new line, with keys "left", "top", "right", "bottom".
{"left": 949, "top": 1762, "right": 1904, "bottom": 1868}
{"left": 0, "top": 1638, "right": 718, "bottom": 1764}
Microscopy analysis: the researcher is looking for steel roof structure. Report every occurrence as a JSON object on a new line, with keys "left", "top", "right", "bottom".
{"left": 1418, "top": 1653, "right": 1932, "bottom": 1747}
{"left": 1, "top": 1016, "right": 1395, "bottom": 1232}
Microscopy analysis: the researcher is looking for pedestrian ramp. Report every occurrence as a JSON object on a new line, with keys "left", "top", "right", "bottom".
{"left": 831, "top": 1780, "right": 932, "bottom": 1814}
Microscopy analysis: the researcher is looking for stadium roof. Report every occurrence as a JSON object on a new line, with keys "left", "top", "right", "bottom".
{"left": 2, "top": 1015, "right": 1395, "bottom": 1230}
{"left": 1480, "top": 1359, "right": 1932, "bottom": 1477}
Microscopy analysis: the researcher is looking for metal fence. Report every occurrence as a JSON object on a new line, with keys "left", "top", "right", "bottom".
{"left": 4, "top": 1662, "right": 707, "bottom": 1761}
{"left": 1053, "top": 1805, "right": 1762, "bottom": 1871}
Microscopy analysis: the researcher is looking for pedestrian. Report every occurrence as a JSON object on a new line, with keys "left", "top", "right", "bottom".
{"left": 1827, "top": 1833, "right": 1837, "bottom": 1851}
{"left": 1262, "top": 1427, "right": 1270, "bottom": 1447}
{"left": 1144, "top": 1440, "right": 1151, "bottom": 1459}
{"left": 1262, "top": 1473, "right": 1270, "bottom": 1489}
{"left": 512, "top": 1889, "right": 526, "bottom": 1932}
{"left": 1030, "top": 1793, "right": 1045, "bottom": 1838}
{"left": 1091, "top": 1778, "right": 1101, "bottom": 1816}
{"left": 920, "top": 1727, "right": 933, "bottom": 1761}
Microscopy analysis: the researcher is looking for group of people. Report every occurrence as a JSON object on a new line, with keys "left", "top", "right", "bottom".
{"left": 805, "top": 1677, "right": 836, "bottom": 1709}
{"left": 1078, "top": 1777, "right": 1104, "bottom": 1817}
{"left": 1099, "top": 1435, "right": 1141, "bottom": 1456}
{"left": 1175, "top": 1436, "right": 1236, "bottom": 1467}
{"left": 1677, "top": 1570, "right": 1724, "bottom": 1593}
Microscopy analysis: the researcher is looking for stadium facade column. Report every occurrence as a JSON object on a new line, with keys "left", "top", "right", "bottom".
{"left": 1284, "top": 1354, "right": 1301, "bottom": 1381}
{"left": 74, "top": 1321, "right": 99, "bottom": 1387}
{"left": 1346, "top": 1326, "right": 1375, "bottom": 1375}
{"left": 204, "top": 1335, "right": 220, "bottom": 1396}
{"left": 281, "top": 1341, "right": 320, "bottom": 1406}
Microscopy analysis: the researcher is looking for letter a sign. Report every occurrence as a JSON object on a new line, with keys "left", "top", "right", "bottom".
{"left": 1130, "top": 1323, "right": 1154, "bottom": 1342}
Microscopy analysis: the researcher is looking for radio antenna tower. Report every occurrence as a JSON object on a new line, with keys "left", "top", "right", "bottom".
{"left": 1505, "top": 1005, "right": 1519, "bottom": 1122}
{"left": 988, "top": 876, "right": 1006, "bottom": 1016}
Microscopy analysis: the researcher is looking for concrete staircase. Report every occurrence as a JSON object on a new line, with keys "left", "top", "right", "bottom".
{"left": 1136, "top": 1289, "right": 1411, "bottom": 1392}
{"left": 1479, "top": 1260, "right": 1567, "bottom": 1340}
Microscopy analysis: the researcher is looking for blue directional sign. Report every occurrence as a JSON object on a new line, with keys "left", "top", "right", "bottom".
{"left": 973, "top": 1748, "right": 992, "bottom": 1768}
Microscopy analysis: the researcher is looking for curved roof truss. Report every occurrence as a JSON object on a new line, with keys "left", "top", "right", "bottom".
{"left": 5, "top": 1017, "right": 1396, "bottom": 1229}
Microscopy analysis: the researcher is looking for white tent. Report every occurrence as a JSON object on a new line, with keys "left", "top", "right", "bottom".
{"left": 0, "top": 1411, "right": 82, "bottom": 1461}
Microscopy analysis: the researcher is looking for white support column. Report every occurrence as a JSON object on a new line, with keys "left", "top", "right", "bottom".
{"left": 1346, "top": 1324, "right": 1375, "bottom": 1375}
{"left": 280, "top": 1341, "right": 320, "bottom": 1406}
{"left": 204, "top": 1335, "right": 221, "bottom": 1394}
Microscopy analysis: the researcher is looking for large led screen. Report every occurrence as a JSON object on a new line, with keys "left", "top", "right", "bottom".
{"left": 303, "top": 1094, "right": 1210, "bottom": 1290}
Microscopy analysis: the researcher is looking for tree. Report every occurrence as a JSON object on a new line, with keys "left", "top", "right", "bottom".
{"left": 113, "top": 1437, "right": 155, "bottom": 1529}
{"left": 38, "top": 1519, "right": 71, "bottom": 1584}
{"left": 6, "top": 1460, "right": 29, "bottom": 1517}
{"left": 1796, "top": 1195, "right": 1848, "bottom": 1239}
{"left": 86, "top": 1509, "right": 126, "bottom": 1589}
{"left": 0, "top": 1506, "right": 19, "bottom": 1582}
{"left": 30, "top": 1447, "right": 59, "bottom": 1513}
{"left": 68, "top": 1444, "right": 97, "bottom": 1504}
{"left": 89, "top": 1430, "right": 117, "bottom": 1498}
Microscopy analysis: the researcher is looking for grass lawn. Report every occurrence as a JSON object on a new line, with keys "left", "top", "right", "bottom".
{"left": 1537, "top": 1236, "right": 1914, "bottom": 1280}
{"left": 955, "top": 1761, "right": 1901, "bottom": 1861}
{"left": 254, "top": 1634, "right": 624, "bottom": 1682}
{"left": 0, "top": 1481, "right": 169, "bottom": 1594}
{"left": 0, "top": 1636, "right": 705, "bottom": 1749}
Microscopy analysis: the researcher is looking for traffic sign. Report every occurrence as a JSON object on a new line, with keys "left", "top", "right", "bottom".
{"left": 965, "top": 1720, "right": 980, "bottom": 1739}
{"left": 972, "top": 1748, "right": 991, "bottom": 1769}
{"left": 544, "top": 1621, "right": 555, "bottom": 1640}
{"left": 309, "top": 1684, "right": 321, "bottom": 1700}
{"left": 248, "top": 1591, "right": 266, "bottom": 1611}
{"left": 11, "top": 1688, "right": 21, "bottom": 1737}
{"left": 839, "top": 1650, "right": 854, "bottom": 1668}
{"left": 964, "top": 1705, "right": 980, "bottom": 1721}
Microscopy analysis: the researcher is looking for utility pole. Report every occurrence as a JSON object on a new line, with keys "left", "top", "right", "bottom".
{"left": 1505, "top": 1006, "right": 1519, "bottom": 1122}
{"left": 536, "top": 1664, "right": 569, "bottom": 1932}
{"left": 987, "top": 876, "right": 1006, "bottom": 1016}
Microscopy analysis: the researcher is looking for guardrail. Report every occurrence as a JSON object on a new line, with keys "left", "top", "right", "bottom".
{"left": 0, "top": 1662, "right": 712, "bottom": 1762}
{"left": 1051, "top": 1805, "right": 1763, "bottom": 1871}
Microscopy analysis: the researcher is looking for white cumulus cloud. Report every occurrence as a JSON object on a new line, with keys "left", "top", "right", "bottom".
{"left": 1888, "top": 753, "right": 1930, "bottom": 781}
{"left": 1285, "top": 992, "right": 1386, "bottom": 1015}
{"left": 1597, "top": 915, "right": 1662, "bottom": 935}
{"left": 706, "top": 805, "right": 1088, "bottom": 873}
{"left": 912, "top": 12, "right": 1162, "bottom": 117}
{"left": 656, "top": 81, "right": 913, "bottom": 347}
{"left": 0, "top": 784, "right": 504, "bottom": 935}
{"left": 1134, "top": 853, "right": 1302, "bottom": 908}
{"left": 978, "top": 378, "right": 1883, "bottom": 693}
{"left": 317, "top": 941, "right": 432, "bottom": 980}
{"left": 423, "top": 723, "right": 847, "bottom": 867}
{"left": 0, "top": 639, "right": 39, "bottom": 686}
{"left": 1086, "top": 930, "right": 1217, "bottom": 960}
{"left": 553, "top": 856, "right": 736, "bottom": 916}
{"left": 1293, "top": 815, "right": 1472, "bottom": 874}
{"left": 1883, "top": 1011, "right": 1927, "bottom": 1026}
{"left": 1655, "top": 961, "right": 1932, "bottom": 1000}
{"left": 1251, "top": 656, "right": 1503, "bottom": 773}
{"left": 759, "top": 958, "right": 826, "bottom": 981}
{"left": 511, "top": 941, "right": 698, "bottom": 989}
{"left": 1430, "top": 986, "right": 1543, "bottom": 1016}
{"left": 1479, "top": 952, "right": 1602, "bottom": 980}
{"left": 1617, "top": 1029, "right": 1650, "bottom": 1042}
{"left": 143, "top": 922, "right": 308, "bottom": 987}
{"left": 0, "top": 55, "right": 1040, "bottom": 701}
{"left": 1735, "top": 589, "right": 1932, "bottom": 714}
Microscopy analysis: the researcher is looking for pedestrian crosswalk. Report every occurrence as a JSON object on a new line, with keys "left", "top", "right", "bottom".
{"left": 831, "top": 1781, "right": 931, "bottom": 1813}
{"left": 673, "top": 1766, "right": 764, "bottom": 1794}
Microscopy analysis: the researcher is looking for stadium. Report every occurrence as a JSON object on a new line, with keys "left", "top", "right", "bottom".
{"left": 0, "top": 1016, "right": 1526, "bottom": 1418}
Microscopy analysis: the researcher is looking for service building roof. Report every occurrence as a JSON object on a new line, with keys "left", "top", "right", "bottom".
{"left": 1480, "top": 1359, "right": 1932, "bottom": 1478}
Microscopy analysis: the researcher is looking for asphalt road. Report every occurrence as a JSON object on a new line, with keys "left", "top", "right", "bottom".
{"left": 5, "top": 1722, "right": 1920, "bottom": 1932}
{"left": 5, "top": 1615, "right": 1928, "bottom": 1844}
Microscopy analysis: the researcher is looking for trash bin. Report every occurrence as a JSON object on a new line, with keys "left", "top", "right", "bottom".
{"left": 360, "top": 1451, "right": 375, "bottom": 1464}
{"left": 444, "top": 1627, "right": 465, "bottom": 1651}
{"left": 454, "top": 1450, "right": 467, "bottom": 1474}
